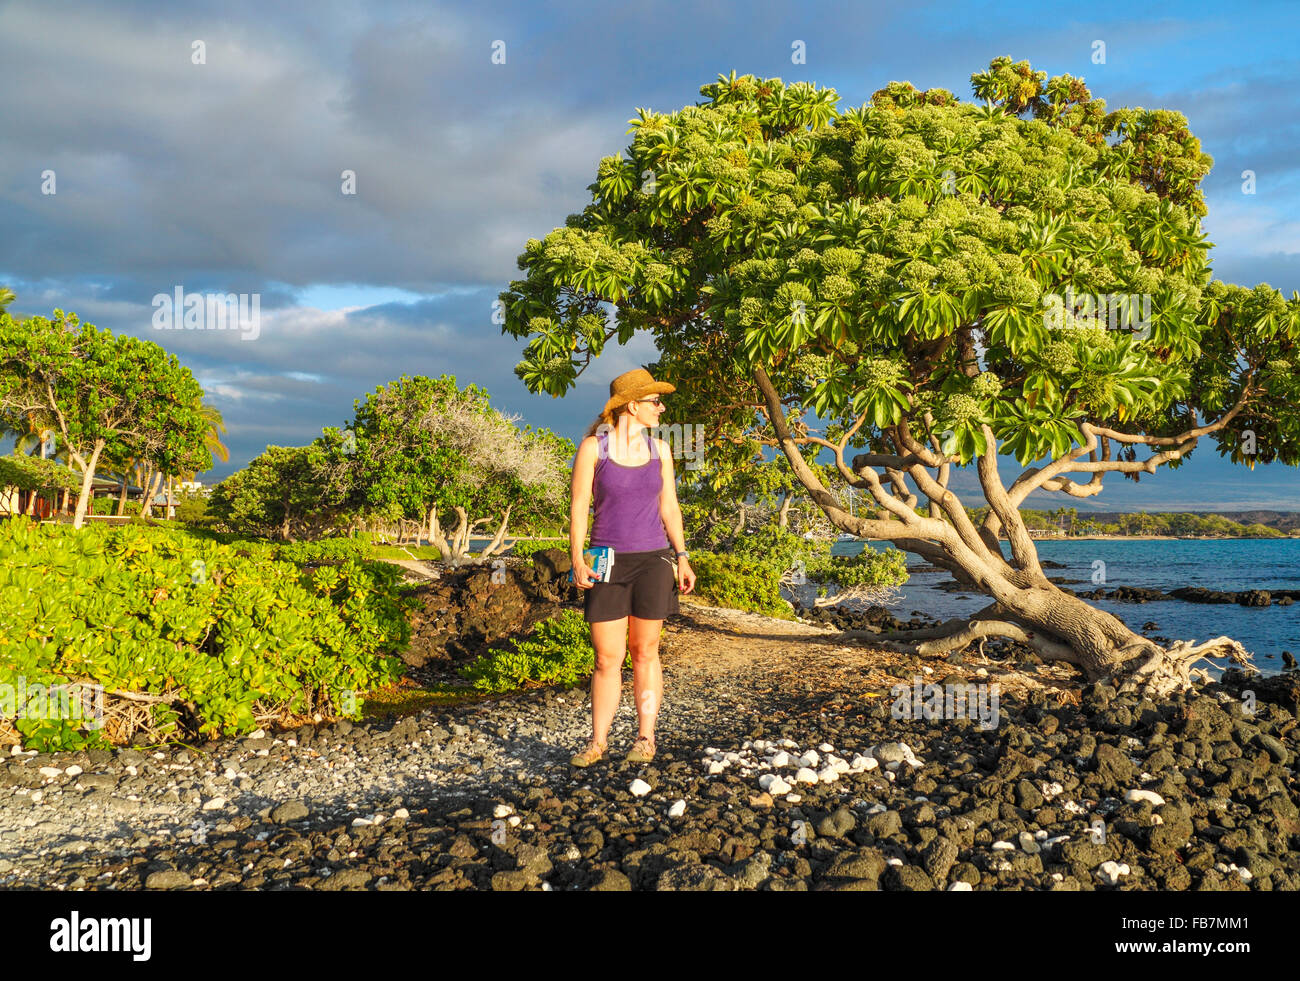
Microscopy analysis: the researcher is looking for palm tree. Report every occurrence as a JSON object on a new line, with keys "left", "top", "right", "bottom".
{"left": 198, "top": 401, "right": 229, "bottom": 468}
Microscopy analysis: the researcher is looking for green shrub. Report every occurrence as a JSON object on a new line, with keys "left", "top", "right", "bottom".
{"left": 509, "top": 537, "right": 570, "bottom": 559}
{"left": 806, "top": 545, "right": 910, "bottom": 590}
{"left": 0, "top": 518, "right": 411, "bottom": 751}
{"left": 274, "top": 536, "right": 370, "bottom": 564}
{"left": 173, "top": 490, "right": 212, "bottom": 526}
{"left": 731, "top": 524, "right": 821, "bottom": 574}
{"left": 458, "top": 609, "right": 616, "bottom": 693}
{"left": 90, "top": 496, "right": 139, "bottom": 517}
{"left": 367, "top": 544, "right": 446, "bottom": 561}
{"left": 689, "top": 551, "right": 795, "bottom": 619}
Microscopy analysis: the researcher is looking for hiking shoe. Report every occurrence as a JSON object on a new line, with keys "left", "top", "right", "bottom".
{"left": 625, "top": 736, "right": 656, "bottom": 763}
{"left": 570, "top": 738, "right": 607, "bottom": 767}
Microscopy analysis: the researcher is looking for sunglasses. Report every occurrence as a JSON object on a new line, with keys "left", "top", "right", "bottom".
{"left": 638, "top": 396, "right": 666, "bottom": 406}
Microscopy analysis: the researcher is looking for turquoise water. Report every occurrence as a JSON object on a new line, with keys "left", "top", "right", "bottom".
{"left": 828, "top": 538, "right": 1300, "bottom": 676}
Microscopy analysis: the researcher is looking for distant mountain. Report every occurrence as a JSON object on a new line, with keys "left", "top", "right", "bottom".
{"left": 1082, "top": 511, "right": 1300, "bottom": 532}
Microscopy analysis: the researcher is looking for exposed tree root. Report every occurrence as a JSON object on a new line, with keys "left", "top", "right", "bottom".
{"left": 841, "top": 609, "right": 1257, "bottom": 697}
{"left": 1109, "top": 635, "right": 1254, "bottom": 698}
{"left": 866, "top": 618, "right": 1080, "bottom": 664}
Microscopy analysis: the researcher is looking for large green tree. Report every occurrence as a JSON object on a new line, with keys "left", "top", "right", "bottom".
{"left": 500, "top": 59, "right": 1300, "bottom": 693}
{"left": 0, "top": 308, "right": 210, "bottom": 528}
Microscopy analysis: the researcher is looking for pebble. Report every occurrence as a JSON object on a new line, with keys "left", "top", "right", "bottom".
{"left": 1096, "top": 861, "right": 1132, "bottom": 886}
{"left": 3, "top": 616, "right": 1296, "bottom": 895}
{"left": 629, "top": 779, "right": 651, "bottom": 797}
{"left": 201, "top": 797, "right": 225, "bottom": 811}
{"left": 794, "top": 767, "right": 818, "bottom": 784}
{"left": 1124, "top": 789, "right": 1166, "bottom": 806}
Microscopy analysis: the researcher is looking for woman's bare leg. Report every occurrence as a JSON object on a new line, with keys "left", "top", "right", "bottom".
{"left": 628, "top": 615, "right": 664, "bottom": 743}
{"left": 589, "top": 617, "right": 627, "bottom": 746}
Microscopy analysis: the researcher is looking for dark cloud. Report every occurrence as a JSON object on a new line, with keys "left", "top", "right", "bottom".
{"left": 2, "top": 0, "right": 1298, "bottom": 507}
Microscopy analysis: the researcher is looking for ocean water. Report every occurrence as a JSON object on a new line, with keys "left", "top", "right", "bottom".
{"left": 825, "top": 538, "right": 1300, "bottom": 677}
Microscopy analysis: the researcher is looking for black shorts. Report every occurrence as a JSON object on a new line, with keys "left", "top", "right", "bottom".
{"left": 583, "top": 546, "right": 681, "bottom": 623}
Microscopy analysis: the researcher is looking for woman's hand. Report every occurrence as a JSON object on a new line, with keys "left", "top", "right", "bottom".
{"left": 572, "top": 558, "right": 601, "bottom": 589}
{"left": 676, "top": 557, "right": 695, "bottom": 594}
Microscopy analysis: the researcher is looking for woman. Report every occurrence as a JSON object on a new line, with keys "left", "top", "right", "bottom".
{"left": 568, "top": 367, "right": 695, "bottom": 767}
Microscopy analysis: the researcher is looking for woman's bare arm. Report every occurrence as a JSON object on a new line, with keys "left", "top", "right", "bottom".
{"left": 570, "top": 436, "right": 598, "bottom": 565}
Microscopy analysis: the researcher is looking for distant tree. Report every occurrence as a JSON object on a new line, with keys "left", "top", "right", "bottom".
{"left": 0, "top": 308, "right": 209, "bottom": 528}
{"left": 345, "top": 375, "right": 574, "bottom": 562}
{"left": 208, "top": 444, "right": 333, "bottom": 541}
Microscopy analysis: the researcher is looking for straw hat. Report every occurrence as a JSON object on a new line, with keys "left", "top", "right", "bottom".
{"left": 602, "top": 368, "right": 676, "bottom": 417}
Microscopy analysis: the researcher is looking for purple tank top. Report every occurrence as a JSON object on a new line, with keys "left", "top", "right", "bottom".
{"left": 589, "top": 429, "right": 670, "bottom": 552}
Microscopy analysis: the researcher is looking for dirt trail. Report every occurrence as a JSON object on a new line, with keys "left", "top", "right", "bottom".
{"left": 660, "top": 599, "right": 1086, "bottom": 705}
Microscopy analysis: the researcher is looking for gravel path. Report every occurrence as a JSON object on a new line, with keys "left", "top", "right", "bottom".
{"left": 2, "top": 601, "right": 1297, "bottom": 891}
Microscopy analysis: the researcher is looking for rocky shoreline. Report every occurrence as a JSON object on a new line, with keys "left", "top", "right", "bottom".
{"left": 2, "top": 603, "right": 1297, "bottom": 891}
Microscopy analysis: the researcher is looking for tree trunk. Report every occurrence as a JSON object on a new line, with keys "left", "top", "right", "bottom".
{"left": 478, "top": 504, "right": 514, "bottom": 559}
{"left": 749, "top": 365, "right": 1251, "bottom": 693}
{"left": 733, "top": 503, "right": 747, "bottom": 538}
{"left": 280, "top": 488, "right": 293, "bottom": 541}
{"left": 860, "top": 580, "right": 1247, "bottom": 696}
{"left": 140, "top": 470, "right": 163, "bottom": 517}
{"left": 446, "top": 506, "right": 487, "bottom": 560}
{"left": 428, "top": 507, "right": 453, "bottom": 562}
{"left": 115, "top": 472, "right": 128, "bottom": 516}
{"left": 71, "top": 440, "right": 107, "bottom": 529}
{"left": 777, "top": 492, "right": 792, "bottom": 529}
{"left": 452, "top": 507, "right": 470, "bottom": 556}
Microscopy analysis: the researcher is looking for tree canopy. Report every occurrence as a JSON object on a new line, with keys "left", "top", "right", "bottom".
{"left": 499, "top": 58, "right": 1299, "bottom": 689}
{"left": 208, "top": 375, "right": 574, "bottom": 555}
{"left": 0, "top": 307, "right": 211, "bottom": 527}
{"left": 345, "top": 375, "right": 574, "bottom": 559}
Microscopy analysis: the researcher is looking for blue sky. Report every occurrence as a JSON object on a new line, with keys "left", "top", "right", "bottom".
{"left": 2, "top": 0, "right": 1298, "bottom": 511}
